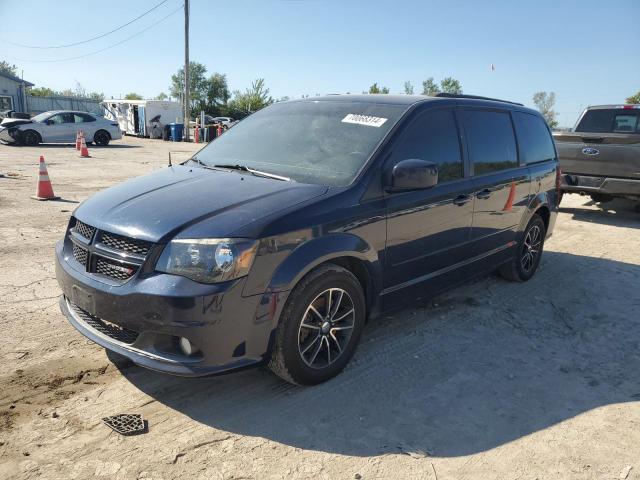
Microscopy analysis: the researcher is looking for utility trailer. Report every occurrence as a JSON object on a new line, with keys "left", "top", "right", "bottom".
{"left": 102, "top": 99, "right": 183, "bottom": 138}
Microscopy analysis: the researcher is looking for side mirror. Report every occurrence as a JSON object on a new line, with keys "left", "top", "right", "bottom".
{"left": 45, "top": 119, "right": 53, "bottom": 125}
{"left": 385, "top": 159, "right": 438, "bottom": 192}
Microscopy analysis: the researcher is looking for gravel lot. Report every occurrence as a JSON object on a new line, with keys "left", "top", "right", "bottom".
{"left": 1, "top": 136, "right": 639, "bottom": 480}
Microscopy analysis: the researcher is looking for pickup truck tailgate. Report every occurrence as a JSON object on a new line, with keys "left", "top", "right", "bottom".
{"left": 553, "top": 132, "right": 640, "bottom": 179}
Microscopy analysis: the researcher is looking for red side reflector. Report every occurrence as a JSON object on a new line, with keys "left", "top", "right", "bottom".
{"left": 623, "top": 105, "right": 634, "bottom": 109}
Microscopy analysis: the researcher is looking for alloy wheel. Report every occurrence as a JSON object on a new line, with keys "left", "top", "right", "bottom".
{"left": 521, "top": 224, "right": 542, "bottom": 272}
{"left": 297, "top": 288, "right": 356, "bottom": 369}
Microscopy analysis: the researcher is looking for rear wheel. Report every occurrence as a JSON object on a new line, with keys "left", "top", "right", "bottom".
{"left": 268, "top": 264, "right": 366, "bottom": 385}
{"left": 499, "top": 214, "right": 546, "bottom": 282}
{"left": 21, "top": 130, "right": 40, "bottom": 146}
{"left": 93, "top": 130, "right": 111, "bottom": 146}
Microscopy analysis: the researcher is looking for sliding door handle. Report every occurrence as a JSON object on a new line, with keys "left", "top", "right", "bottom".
{"left": 453, "top": 194, "right": 473, "bottom": 206}
{"left": 476, "top": 188, "right": 492, "bottom": 199}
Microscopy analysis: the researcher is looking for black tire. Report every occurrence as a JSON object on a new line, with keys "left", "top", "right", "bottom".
{"left": 93, "top": 130, "right": 111, "bottom": 146}
{"left": 590, "top": 193, "right": 613, "bottom": 203}
{"left": 21, "top": 130, "right": 41, "bottom": 146}
{"left": 499, "top": 214, "right": 546, "bottom": 282}
{"left": 268, "top": 264, "right": 366, "bottom": 385}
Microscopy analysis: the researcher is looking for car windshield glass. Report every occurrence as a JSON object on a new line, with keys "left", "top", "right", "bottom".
{"left": 31, "top": 112, "right": 51, "bottom": 122}
{"left": 194, "top": 100, "right": 407, "bottom": 186}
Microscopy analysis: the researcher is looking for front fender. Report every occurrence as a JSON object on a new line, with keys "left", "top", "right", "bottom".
{"left": 265, "top": 233, "right": 380, "bottom": 295}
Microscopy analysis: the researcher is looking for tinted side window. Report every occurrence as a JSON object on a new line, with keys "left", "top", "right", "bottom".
{"left": 513, "top": 112, "right": 556, "bottom": 164}
{"left": 461, "top": 109, "right": 517, "bottom": 175}
{"left": 74, "top": 113, "right": 96, "bottom": 123}
{"left": 392, "top": 109, "right": 463, "bottom": 183}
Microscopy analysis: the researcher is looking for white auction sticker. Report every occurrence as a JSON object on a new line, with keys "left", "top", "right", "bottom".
{"left": 341, "top": 113, "right": 388, "bottom": 127}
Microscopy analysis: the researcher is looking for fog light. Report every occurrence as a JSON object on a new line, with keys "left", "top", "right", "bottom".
{"left": 178, "top": 337, "right": 198, "bottom": 356}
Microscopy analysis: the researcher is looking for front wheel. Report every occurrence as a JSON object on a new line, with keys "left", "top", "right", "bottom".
{"left": 499, "top": 214, "right": 546, "bottom": 282}
{"left": 269, "top": 264, "right": 366, "bottom": 385}
{"left": 21, "top": 130, "right": 40, "bottom": 146}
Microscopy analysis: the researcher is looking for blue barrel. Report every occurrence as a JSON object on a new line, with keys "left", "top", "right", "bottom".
{"left": 168, "top": 123, "right": 184, "bottom": 142}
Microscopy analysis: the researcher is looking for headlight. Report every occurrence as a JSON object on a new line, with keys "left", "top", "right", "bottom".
{"left": 156, "top": 238, "right": 258, "bottom": 284}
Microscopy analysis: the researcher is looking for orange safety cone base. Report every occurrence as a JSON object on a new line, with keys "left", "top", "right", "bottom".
{"left": 31, "top": 194, "right": 60, "bottom": 201}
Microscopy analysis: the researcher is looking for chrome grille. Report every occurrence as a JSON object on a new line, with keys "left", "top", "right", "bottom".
{"left": 100, "top": 232, "right": 151, "bottom": 256}
{"left": 68, "top": 300, "right": 139, "bottom": 344}
{"left": 95, "top": 257, "right": 137, "bottom": 281}
{"left": 74, "top": 220, "right": 95, "bottom": 240}
{"left": 72, "top": 243, "right": 88, "bottom": 266}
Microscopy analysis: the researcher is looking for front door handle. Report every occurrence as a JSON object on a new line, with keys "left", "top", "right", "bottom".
{"left": 453, "top": 194, "right": 473, "bottom": 206}
{"left": 476, "top": 188, "right": 492, "bottom": 199}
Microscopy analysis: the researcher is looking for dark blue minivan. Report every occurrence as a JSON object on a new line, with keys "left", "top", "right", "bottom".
{"left": 55, "top": 94, "right": 559, "bottom": 385}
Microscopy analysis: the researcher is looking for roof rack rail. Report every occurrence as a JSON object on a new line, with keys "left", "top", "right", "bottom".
{"left": 434, "top": 93, "right": 524, "bottom": 106}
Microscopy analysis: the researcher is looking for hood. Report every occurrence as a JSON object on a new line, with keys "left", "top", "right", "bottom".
{"left": 74, "top": 165, "right": 328, "bottom": 242}
{"left": 0, "top": 118, "right": 32, "bottom": 128}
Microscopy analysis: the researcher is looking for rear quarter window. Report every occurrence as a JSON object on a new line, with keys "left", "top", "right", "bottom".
{"left": 460, "top": 109, "right": 517, "bottom": 175}
{"left": 513, "top": 112, "right": 556, "bottom": 164}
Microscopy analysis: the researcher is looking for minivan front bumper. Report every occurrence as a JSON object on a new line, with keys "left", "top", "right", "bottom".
{"left": 55, "top": 240, "right": 285, "bottom": 376}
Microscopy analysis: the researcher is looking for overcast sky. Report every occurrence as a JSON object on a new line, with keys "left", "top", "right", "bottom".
{"left": 1, "top": 0, "right": 638, "bottom": 127}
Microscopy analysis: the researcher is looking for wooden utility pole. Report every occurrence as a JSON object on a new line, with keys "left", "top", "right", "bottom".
{"left": 184, "top": 0, "right": 190, "bottom": 141}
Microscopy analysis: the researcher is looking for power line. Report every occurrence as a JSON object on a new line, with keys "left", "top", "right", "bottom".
{"left": 9, "top": 5, "right": 183, "bottom": 63}
{"left": 1, "top": 0, "right": 169, "bottom": 49}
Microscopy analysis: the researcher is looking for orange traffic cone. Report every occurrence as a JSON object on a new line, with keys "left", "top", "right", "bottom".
{"left": 75, "top": 130, "right": 81, "bottom": 150}
{"left": 79, "top": 135, "right": 91, "bottom": 158}
{"left": 31, "top": 155, "right": 60, "bottom": 201}
{"left": 502, "top": 181, "right": 516, "bottom": 211}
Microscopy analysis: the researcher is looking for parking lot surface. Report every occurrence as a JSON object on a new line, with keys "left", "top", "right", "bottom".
{"left": 1, "top": 137, "right": 639, "bottom": 480}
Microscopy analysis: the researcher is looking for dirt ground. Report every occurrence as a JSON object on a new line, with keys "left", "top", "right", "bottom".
{"left": 0, "top": 136, "right": 639, "bottom": 480}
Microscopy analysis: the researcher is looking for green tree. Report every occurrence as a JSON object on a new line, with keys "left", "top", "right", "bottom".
{"left": 201, "top": 72, "right": 230, "bottom": 115}
{"left": 170, "top": 61, "right": 208, "bottom": 111}
{"left": 125, "top": 92, "right": 143, "bottom": 100}
{"left": 227, "top": 78, "right": 273, "bottom": 117}
{"left": 403, "top": 81, "right": 414, "bottom": 95}
{"left": 422, "top": 76, "right": 463, "bottom": 95}
{"left": 155, "top": 92, "right": 168, "bottom": 101}
{"left": 422, "top": 77, "right": 440, "bottom": 96}
{"left": 87, "top": 91, "right": 104, "bottom": 101}
{"left": 0, "top": 60, "right": 17, "bottom": 76}
{"left": 28, "top": 87, "right": 56, "bottom": 97}
{"left": 440, "top": 77, "right": 463, "bottom": 94}
{"left": 626, "top": 91, "right": 640, "bottom": 104}
{"left": 533, "top": 91, "right": 558, "bottom": 128}
{"left": 368, "top": 83, "right": 389, "bottom": 94}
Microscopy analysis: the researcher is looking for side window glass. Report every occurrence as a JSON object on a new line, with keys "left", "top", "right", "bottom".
{"left": 513, "top": 112, "right": 556, "bottom": 164}
{"left": 391, "top": 109, "right": 463, "bottom": 183}
{"left": 461, "top": 110, "right": 517, "bottom": 175}
{"left": 48, "top": 114, "right": 63, "bottom": 125}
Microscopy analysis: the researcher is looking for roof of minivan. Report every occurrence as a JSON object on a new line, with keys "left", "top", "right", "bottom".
{"left": 297, "top": 94, "right": 536, "bottom": 113}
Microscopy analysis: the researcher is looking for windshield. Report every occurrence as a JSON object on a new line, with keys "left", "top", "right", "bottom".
{"left": 31, "top": 112, "right": 51, "bottom": 123}
{"left": 194, "top": 100, "right": 407, "bottom": 186}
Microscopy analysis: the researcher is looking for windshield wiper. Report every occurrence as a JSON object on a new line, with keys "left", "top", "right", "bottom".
{"left": 213, "top": 164, "right": 291, "bottom": 182}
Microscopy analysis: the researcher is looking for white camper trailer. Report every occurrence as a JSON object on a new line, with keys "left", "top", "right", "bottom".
{"left": 102, "top": 99, "right": 183, "bottom": 139}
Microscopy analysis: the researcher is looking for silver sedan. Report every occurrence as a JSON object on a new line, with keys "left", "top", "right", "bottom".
{"left": 0, "top": 110, "right": 122, "bottom": 146}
